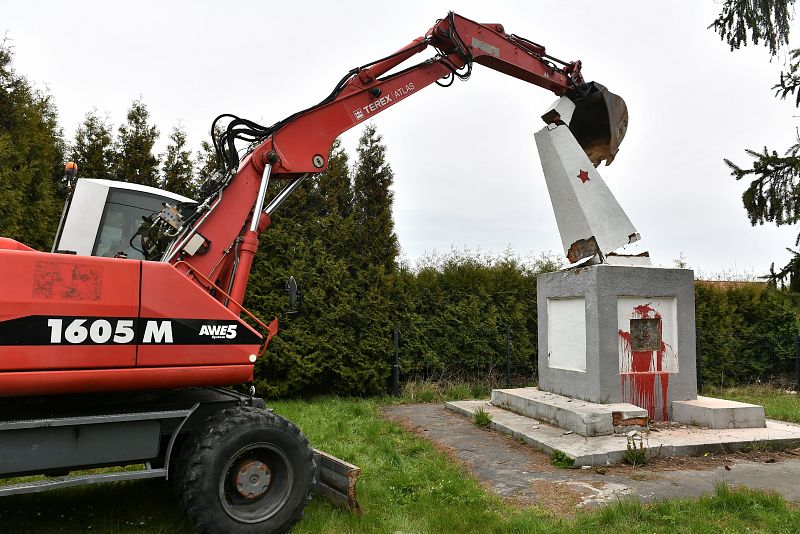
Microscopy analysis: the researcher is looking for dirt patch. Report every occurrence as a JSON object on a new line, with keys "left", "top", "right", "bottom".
{"left": 598, "top": 446, "right": 800, "bottom": 475}
{"left": 526, "top": 479, "right": 584, "bottom": 516}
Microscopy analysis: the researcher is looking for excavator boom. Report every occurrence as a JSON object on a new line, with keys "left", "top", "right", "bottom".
{"left": 157, "top": 12, "right": 628, "bottom": 314}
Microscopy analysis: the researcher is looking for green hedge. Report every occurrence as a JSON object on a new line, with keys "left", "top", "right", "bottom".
{"left": 249, "top": 258, "right": 800, "bottom": 396}
{"left": 695, "top": 281, "right": 800, "bottom": 387}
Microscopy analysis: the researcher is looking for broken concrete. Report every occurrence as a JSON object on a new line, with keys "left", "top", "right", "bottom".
{"left": 604, "top": 252, "right": 652, "bottom": 267}
{"left": 491, "top": 387, "right": 646, "bottom": 437}
{"left": 446, "top": 400, "right": 800, "bottom": 467}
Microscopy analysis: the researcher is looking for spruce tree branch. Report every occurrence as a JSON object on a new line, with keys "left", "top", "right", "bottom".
{"left": 709, "top": 0, "right": 794, "bottom": 56}
{"left": 773, "top": 49, "right": 800, "bottom": 105}
{"left": 726, "top": 145, "right": 800, "bottom": 227}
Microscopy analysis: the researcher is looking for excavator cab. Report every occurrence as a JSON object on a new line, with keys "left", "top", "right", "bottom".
{"left": 53, "top": 179, "right": 196, "bottom": 259}
{"left": 567, "top": 82, "right": 629, "bottom": 167}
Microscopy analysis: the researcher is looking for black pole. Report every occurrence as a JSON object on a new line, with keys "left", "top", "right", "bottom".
{"left": 795, "top": 336, "right": 800, "bottom": 393}
{"left": 696, "top": 327, "right": 703, "bottom": 395}
{"left": 393, "top": 327, "right": 400, "bottom": 396}
{"left": 506, "top": 327, "right": 511, "bottom": 388}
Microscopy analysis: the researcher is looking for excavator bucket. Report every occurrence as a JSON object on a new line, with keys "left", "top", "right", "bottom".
{"left": 565, "top": 82, "right": 628, "bottom": 167}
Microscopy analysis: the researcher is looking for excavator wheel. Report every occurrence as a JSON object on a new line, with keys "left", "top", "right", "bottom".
{"left": 174, "top": 406, "right": 315, "bottom": 534}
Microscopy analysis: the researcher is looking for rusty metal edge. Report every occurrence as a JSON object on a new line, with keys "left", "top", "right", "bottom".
{"left": 312, "top": 448, "right": 361, "bottom": 513}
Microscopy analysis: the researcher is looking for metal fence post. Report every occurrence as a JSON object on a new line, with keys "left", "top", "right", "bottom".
{"left": 696, "top": 327, "right": 703, "bottom": 395}
{"left": 392, "top": 327, "right": 400, "bottom": 396}
{"left": 795, "top": 336, "right": 800, "bottom": 393}
{"left": 506, "top": 327, "right": 511, "bottom": 388}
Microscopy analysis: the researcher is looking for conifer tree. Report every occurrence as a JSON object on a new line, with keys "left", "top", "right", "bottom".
{"left": 161, "top": 125, "right": 196, "bottom": 198}
{"left": 245, "top": 129, "right": 404, "bottom": 395}
{"left": 351, "top": 124, "right": 399, "bottom": 273}
{"left": 346, "top": 125, "right": 399, "bottom": 392}
{"left": 312, "top": 139, "right": 354, "bottom": 259}
{"left": 315, "top": 139, "right": 352, "bottom": 220}
{"left": 113, "top": 99, "right": 160, "bottom": 187}
{"left": 195, "top": 139, "right": 217, "bottom": 185}
{"left": 195, "top": 126, "right": 223, "bottom": 195}
{"left": 0, "top": 42, "right": 64, "bottom": 250}
{"left": 247, "top": 139, "right": 360, "bottom": 395}
{"left": 711, "top": 1, "right": 800, "bottom": 286}
{"left": 70, "top": 111, "right": 114, "bottom": 179}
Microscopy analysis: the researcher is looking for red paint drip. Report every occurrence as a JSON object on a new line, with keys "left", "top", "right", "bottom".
{"left": 621, "top": 372, "right": 670, "bottom": 421}
{"left": 619, "top": 304, "right": 670, "bottom": 421}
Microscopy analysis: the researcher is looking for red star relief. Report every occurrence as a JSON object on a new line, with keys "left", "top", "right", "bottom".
{"left": 577, "top": 170, "right": 590, "bottom": 183}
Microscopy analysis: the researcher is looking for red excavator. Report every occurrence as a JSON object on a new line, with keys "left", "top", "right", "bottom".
{"left": 0, "top": 12, "right": 627, "bottom": 534}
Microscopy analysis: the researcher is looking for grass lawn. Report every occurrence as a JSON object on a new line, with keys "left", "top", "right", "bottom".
{"left": 705, "top": 384, "right": 800, "bottom": 424}
{"left": 0, "top": 393, "right": 799, "bottom": 533}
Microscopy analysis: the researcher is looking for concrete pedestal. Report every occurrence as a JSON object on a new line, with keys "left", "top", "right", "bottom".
{"left": 537, "top": 264, "right": 697, "bottom": 421}
{"left": 673, "top": 396, "right": 766, "bottom": 429}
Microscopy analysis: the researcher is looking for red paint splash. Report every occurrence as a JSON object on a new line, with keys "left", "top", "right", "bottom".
{"left": 619, "top": 304, "right": 670, "bottom": 421}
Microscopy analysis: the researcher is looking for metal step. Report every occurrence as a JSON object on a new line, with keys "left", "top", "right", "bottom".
{"left": 0, "top": 409, "right": 192, "bottom": 430}
{"left": 0, "top": 468, "right": 167, "bottom": 497}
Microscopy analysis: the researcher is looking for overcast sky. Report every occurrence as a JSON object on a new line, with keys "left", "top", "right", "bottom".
{"left": 4, "top": 1, "right": 799, "bottom": 277}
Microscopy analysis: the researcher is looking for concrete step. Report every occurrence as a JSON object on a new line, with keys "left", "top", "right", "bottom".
{"left": 673, "top": 396, "right": 766, "bottom": 429}
{"left": 446, "top": 400, "right": 800, "bottom": 467}
{"left": 491, "top": 387, "right": 647, "bottom": 437}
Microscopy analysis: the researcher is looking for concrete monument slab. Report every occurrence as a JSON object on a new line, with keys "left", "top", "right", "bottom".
{"left": 447, "top": 400, "right": 800, "bottom": 467}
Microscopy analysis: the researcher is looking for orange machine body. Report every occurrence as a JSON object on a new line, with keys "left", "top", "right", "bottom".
{"left": 0, "top": 238, "right": 261, "bottom": 396}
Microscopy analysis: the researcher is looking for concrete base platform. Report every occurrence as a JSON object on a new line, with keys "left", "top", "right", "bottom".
{"left": 492, "top": 387, "right": 647, "bottom": 437}
{"left": 672, "top": 396, "right": 766, "bottom": 429}
{"left": 446, "top": 400, "right": 800, "bottom": 467}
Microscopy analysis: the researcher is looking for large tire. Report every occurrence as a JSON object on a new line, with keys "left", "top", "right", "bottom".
{"left": 174, "top": 407, "right": 314, "bottom": 534}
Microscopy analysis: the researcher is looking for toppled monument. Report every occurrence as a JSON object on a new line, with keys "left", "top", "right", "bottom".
{"left": 446, "top": 96, "right": 798, "bottom": 466}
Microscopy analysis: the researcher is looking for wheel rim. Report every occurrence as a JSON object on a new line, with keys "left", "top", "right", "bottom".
{"left": 218, "top": 442, "right": 294, "bottom": 523}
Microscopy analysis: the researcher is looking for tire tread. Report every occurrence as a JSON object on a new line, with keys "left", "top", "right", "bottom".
{"left": 174, "top": 407, "right": 314, "bottom": 534}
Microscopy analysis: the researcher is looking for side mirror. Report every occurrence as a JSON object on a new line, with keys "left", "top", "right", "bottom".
{"left": 286, "top": 276, "right": 302, "bottom": 315}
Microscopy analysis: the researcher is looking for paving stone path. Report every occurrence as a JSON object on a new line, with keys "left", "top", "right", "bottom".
{"left": 383, "top": 403, "right": 800, "bottom": 512}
